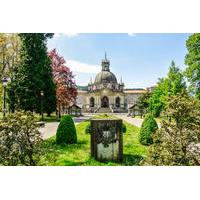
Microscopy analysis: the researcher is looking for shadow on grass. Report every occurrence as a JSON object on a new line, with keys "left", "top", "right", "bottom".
{"left": 123, "top": 154, "right": 144, "bottom": 166}
{"left": 42, "top": 137, "right": 89, "bottom": 155}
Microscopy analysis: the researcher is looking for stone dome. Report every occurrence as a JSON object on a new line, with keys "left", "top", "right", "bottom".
{"left": 94, "top": 71, "right": 118, "bottom": 84}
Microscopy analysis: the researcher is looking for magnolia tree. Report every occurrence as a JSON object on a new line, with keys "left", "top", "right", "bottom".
{"left": 48, "top": 49, "right": 77, "bottom": 117}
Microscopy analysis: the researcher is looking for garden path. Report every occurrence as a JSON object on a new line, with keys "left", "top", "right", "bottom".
{"left": 40, "top": 115, "right": 92, "bottom": 139}
{"left": 114, "top": 114, "right": 144, "bottom": 127}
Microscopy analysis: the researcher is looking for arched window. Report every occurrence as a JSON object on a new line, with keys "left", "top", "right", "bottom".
{"left": 90, "top": 97, "right": 95, "bottom": 107}
{"left": 116, "top": 97, "right": 120, "bottom": 108}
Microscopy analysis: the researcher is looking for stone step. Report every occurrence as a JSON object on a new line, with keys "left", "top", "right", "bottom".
{"left": 97, "top": 107, "right": 112, "bottom": 113}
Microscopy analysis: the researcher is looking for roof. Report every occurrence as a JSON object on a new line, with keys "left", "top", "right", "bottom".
{"left": 77, "top": 90, "right": 87, "bottom": 94}
{"left": 124, "top": 89, "right": 146, "bottom": 94}
{"left": 94, "top": 71, "right": 117, "bottom": 84}
{"left": 69, "top": 104, "right": 81, "bottom": 109}
{"left": 77, "top": 85, "right": 88, "bottom": 91}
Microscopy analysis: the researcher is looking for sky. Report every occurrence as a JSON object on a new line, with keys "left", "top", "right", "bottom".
{"left": 47, "top": 33, "right": 190, "bottom": 89}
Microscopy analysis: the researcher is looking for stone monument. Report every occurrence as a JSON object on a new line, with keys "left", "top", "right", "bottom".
{"left": 90, "top": 119, "right": 123, "bottom": 162}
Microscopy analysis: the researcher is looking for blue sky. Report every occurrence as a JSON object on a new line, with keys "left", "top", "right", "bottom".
{"left": 47, "top": 33, "right": 190, "bottom": 88}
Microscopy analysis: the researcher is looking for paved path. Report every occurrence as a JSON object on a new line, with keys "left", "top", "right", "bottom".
{"left": 39, "top": 115, "right": 92, "bottom": 139}
{"left": 114, "top": 114, "right": 144, "bottom": 127}
{"left": 39, "top": 113, "right": 159, "bottom": 139}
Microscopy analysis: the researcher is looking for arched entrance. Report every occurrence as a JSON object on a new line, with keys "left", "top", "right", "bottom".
{"left": 115, "top": 97, "right": 120, "bottom": 108}
{"left": 101, "top": 96, "right": 109, "bottom": 108}
{"left": 90, "top": 97, "right": 95, "bottom": 107}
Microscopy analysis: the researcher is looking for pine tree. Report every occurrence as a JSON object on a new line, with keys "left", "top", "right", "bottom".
{"left": 8, "top": 34, "right": 56, "bottom": 115}
{"left": 139, "top": 114, "right": 158, "bottom": 145}
{"left": 149, "top": 61, "right": 187, "bottom": 117}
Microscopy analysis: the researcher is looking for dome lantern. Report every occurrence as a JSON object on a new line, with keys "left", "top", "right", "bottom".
{"left": 101, "top": 52, "right": 110, "bottom": 71}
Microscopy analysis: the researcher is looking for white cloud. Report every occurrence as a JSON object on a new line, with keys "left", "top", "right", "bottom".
{"left": 128, "top": 33, "right": 137, "bottom": 37}
{"left": 66, "top": 59, "right": 100, "bottom": 74}
{"left": 54, "top": 33, "right": 79, "bottom": 38}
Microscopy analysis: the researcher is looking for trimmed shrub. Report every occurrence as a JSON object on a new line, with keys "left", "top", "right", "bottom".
{"left": 85, "top": 123, "right": 91, "bottom": 134}
{"left": 122, "top": 123, "right": 127, "bottom": 133}
{"left": 56, "top": 115, "right": 77, "bottom": 145}
{"left": 139, "top": 114, "right": 158, "bottom": 145}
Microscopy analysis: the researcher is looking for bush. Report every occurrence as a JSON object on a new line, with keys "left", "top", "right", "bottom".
{"left": 122, "top": 123, "right": 127, "bottom": 133}
{"left": 85, "top": 123, "right": 91, "bottom": 134}
{"left": 139, "top": 114, "right": 158, "bottom": 145}
{"left": 0, "top": 112, "right": 42, "bottom": 166}
{"left": 143, "top": 95, "right": 200, "bottom": 166}
{"left": 56, "top": 115, "right": 77, "bottom": 145}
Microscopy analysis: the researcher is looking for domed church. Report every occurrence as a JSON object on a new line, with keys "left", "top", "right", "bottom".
{"left": 76, "top": 53, "right": 147, "bottom": 113}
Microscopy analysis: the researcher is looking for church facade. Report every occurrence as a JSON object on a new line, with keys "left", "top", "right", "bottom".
{"left": 76, "top": 54, "right": 147, "bottom": 113}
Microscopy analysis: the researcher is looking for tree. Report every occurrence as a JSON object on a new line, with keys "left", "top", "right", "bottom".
{"left": 139, "top": 114, "right": 158, "bottom": 145}
{"left": 148, "top": 78, "right": 169, "bottom": 117}
{"left": 0, "top": 112, "right": 43, "bottom": 166}
{"left": 136, "top": 89, "right": 151, "bottom": 110}
{"left": 0, "top": 33, "right": 21, "bottom": 111}
{"left": 56, "top": 115, "right": 77, "bottom": 145}
{"left": 48, "top": 49, "right": 77, "bottom": 117}
{"left": 8, "top": 34, "right": 56, "bottom": 115}
{"left": 185, "top": 33, "right": 200, "bottom": 99}
{"left": 149, "top": 61, "right": 187, "bottom": 117}
{"left": 144, "top": 95, "right": 200, "bottom": 166}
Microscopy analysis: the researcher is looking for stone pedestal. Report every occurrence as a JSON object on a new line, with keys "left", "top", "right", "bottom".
{"left": 90, "top": 119, "right": 123, "bottom": 162}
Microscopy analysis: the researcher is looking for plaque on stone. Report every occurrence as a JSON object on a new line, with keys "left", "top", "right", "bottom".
{"left": 90, "top": 119, "right": 123, "bottom": 162}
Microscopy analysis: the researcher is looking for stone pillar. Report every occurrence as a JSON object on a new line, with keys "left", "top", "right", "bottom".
{"left": 91, "top": 119, "right": 123, "bottom": 162}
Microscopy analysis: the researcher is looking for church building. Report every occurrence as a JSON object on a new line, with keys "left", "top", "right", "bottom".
{"left": 76, "top": 54, "right": 146, "bottom": 113}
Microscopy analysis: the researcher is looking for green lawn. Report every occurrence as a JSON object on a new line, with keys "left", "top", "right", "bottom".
{"left": 39, "top": 115, "right": 148, "bottom": 166}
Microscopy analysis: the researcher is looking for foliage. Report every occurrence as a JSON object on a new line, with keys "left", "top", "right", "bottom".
{"left": 136, "top": 90, "right": 151, "bottom": 109}
{"left": 85, "top": 123, "right": 91, "bottom": 134}
{"left": 0, "top": 33, "right": 21, "bottom": 78}
{"left": 0, "top": 33, "right": 21, "bottom": 111}
{"left": 148, "top": 78, "right": 169, "bottom": 117}
{"left": 149, "top": 61, "right": 187, "bottom": 117}
{"left": 144, "top": 95, "right": 200, "bottom": 166}
{"left": 122, "top": 123, "right": 127, "bottom": 133}
{"left": 0, "top": 84, "right": 3, "bottom": 111}
{"left": 185, "top": 33, "right": 200, "bottom": 99}
{"left": 56, "top": 115, "right": 77, "bottom": 145}
{"left": 0, "top": 112, "right": 43, "bottom": 166}
{"left": 39, "top": 119, "right": 147, "bottom": 166}
{"left": 48, "top": 49, "right": 77, "bottom": 114}
{"left": 139, "top": 114, "right": 158, "bottom": 145}
{"left": 7, "top": 33, "right": 56, "bottom": 115}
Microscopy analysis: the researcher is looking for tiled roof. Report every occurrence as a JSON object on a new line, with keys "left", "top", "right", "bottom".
{"left": 124, "top": 89, "right": 146, "bottom": 94}
{"left": 77, "top": 90, "right": 87, "bottom": 94}
{"left": 77, "top": 85, "right": 88, "bottom": 91}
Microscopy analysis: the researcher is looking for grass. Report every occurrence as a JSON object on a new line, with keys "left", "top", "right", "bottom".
{"left": 39, "top": 114, "right": 148, "bottom": 166}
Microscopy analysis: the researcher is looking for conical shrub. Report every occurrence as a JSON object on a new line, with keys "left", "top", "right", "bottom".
{"left": 56, "top": 115, "right": 77, "bottom": 145}
{"left": 139, "top": 114, "right": 158, "bottom": 145}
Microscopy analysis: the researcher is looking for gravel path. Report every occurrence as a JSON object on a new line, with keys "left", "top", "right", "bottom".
{"left": 114, "top": 114, "right": 144, "bottom": 127}
{"left": 39, "top": 113, "right": 158, "bottom": 139}
{"left": 39, "top": 115, "right": 92, "bottom": 139}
